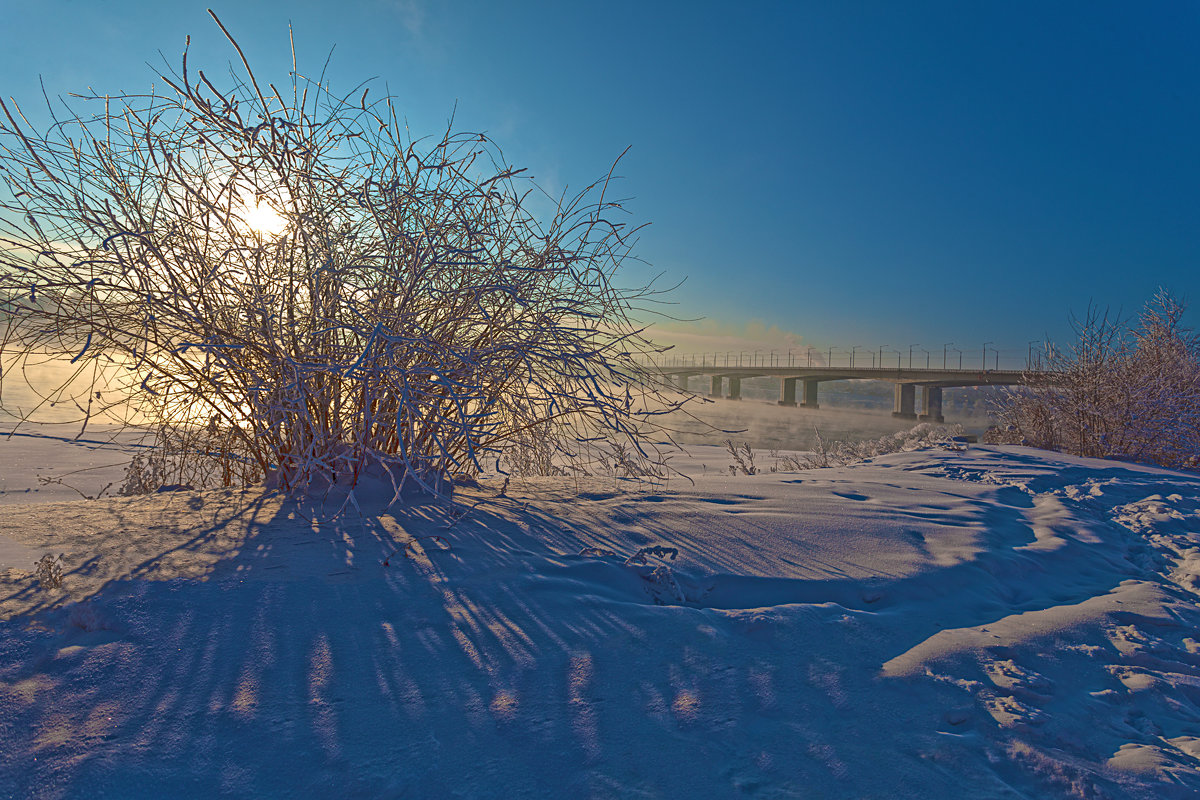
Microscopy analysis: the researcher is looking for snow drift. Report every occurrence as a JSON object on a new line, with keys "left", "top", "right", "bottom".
{"left": 1, "top": 441, "right": 1199, "bottom": 798}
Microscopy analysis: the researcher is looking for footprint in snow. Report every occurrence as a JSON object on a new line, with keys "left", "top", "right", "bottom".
{"left": 984, "top": 659, "right": 1054, "bottom": 696}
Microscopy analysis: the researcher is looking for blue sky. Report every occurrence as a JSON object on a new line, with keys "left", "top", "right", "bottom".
{"left": 3, "top": 1, "right": 1198, "bottom": 366}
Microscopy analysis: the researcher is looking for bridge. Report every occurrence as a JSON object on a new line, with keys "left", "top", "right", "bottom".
{"left": 651, "top": 353, "right": 1045, "bottom": 423}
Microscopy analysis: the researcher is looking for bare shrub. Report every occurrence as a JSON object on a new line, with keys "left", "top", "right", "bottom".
{"left": 796, "top": 422, "right": 965, "bottom": 469}
{"left": 33, "top": 553, "right": 64, "bottom": 590}
{"left": 624, "top": 545, "right": 679, "bottom": 565}
{"left": 116, "top": 451, "right": 174, "bottom": 497}
{"left": 35, "top": 472, "right": 113, "bottom": 501}
{"left": 497, "top": 417, "right": 563, "bottom": 478}
{"left": 725, "top": 439, "right": 757, "bottom": 475}
{"left": 602, "top": 437, "right": 664, "bottom": 479}
{"left": 580, "top": 544, "right": 685, "bottom": 605}
{"left": 772, "top": 449, "right": 810, "bottom": 472}
{"left": 804, "top": 428, "right": 834, "bottom": 469}
{"left": 0, "top": 13, "right": 685, "bottom": 503}
{"left": 116, "top": 418, "right": 257, "bottom": 495}
{"left": 993, "top": 289, "right": 1200, "bottom": 470}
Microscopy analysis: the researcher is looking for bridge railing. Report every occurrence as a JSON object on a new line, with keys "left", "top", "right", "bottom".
{"left": 640, "top": 347, "right": 1046, "bottom": 373}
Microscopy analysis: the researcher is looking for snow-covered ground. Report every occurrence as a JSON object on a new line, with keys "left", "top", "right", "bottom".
{"left": 2, "top": 435, "right": 1199, "bottom": 798}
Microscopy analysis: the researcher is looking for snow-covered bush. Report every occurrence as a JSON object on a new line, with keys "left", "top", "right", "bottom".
{"left": 798, "top": 422, "right": 965, "bottom": 468}
{"left": 992, "top": 290, "right": 1200, "bottom": 470}
{"left": 0, "top": 14, "right": 683, "bottom": 501}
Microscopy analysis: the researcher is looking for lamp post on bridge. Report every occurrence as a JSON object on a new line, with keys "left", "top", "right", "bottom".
{"left": 1027, "top": 340, "right": 1041, "bottom": 371}
{"left": 908, "top": 343, "right": 919, "bottom": 369}
{"left": 919, "top": 347, "right": 931, "bottom": 368}
{"left": 878, "top": 344, "right": 887, "bottom": 370}
{"left": 943, "top": 342, "right": 954, "bottom": 370}
{"left": 753, "top": 349, "right": 761, "bottom": 367}
{"left": 827, "top": 346, "right": 833, "bottom": 367}
{"left": 851, "top": 345, "right": 862, "bottom": 368}
{"left": 983, "top": 342, "right": 993, "bottom": 372}
{"left": 807, "top": 346, "right": 815, "bottom": 367}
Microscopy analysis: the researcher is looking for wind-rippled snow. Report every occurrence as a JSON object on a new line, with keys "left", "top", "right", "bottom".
{"left": 2, "top": 438, "right": 1199, "bottom": 798}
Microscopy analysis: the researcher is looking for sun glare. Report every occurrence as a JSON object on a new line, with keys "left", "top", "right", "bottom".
{"left": 242, "top": 199, "right": 288, "bottom": 238}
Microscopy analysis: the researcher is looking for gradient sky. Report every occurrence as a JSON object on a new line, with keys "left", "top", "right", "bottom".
{"left": 2, "top": 1, "right": 1198, "bottom": 366}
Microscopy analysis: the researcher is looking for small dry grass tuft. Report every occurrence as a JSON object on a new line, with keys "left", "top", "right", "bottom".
{"left": 33, "top": 553, "right": 64, "bottom": 590}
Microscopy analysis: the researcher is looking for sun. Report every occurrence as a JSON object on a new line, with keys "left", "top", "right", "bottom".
{"left": 241, "top": 198, "right": 288, "bottom": 238}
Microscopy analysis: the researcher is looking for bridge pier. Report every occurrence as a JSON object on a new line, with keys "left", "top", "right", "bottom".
{"left": 646, "top": 367, "right": 1024, "bottom": 416}
{"left": 918, "top": 386, "right": 944, "bottom": 423}
{"left": 778, "top": 377, "right": 797, "bottom": 406}
{"left": 892, "top": 383, "right": 917, "bottom": 419}
{"left": 801, "top": 378, "right": 819, "bottom": 408}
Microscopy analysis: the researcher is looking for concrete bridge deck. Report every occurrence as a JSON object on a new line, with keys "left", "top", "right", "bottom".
{"left": 659, "top": 365, "right": 1028, "bottom": 385}
{"left": 652, "top": 365, "right": 1046, "bottom": 423}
